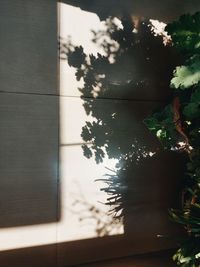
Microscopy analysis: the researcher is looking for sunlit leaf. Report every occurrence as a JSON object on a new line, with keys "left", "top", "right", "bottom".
{"left": 171, "top": 58, "right": 200, "bottom": 89}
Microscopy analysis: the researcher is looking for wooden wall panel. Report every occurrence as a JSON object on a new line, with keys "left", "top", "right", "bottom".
{"left": 0, "top": 1, "right": 58, "bottom": 266}
{"left": 0, "top": 0, "right": 57, "bottom": 95}
{"left": 0, "top": 93, "right": 59, "bottom": 227}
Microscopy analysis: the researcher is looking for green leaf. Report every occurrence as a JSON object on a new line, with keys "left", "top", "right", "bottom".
{"left": 171, "top": 58, "right": 200, "bottom": 89}
{"left": 179, "top": 256, "right": 192, "bottom": 264}
{"left": 166, "top": 12, "right": 200, "bottom": 53}
{"left": 195, "top": 252, "right": 200, "bottom": 259}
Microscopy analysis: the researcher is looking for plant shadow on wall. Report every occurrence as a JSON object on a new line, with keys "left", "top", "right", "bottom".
{"left": 69, "top": 182, "right": 123, "bottom": 237}
{"left": 60, "top": 16, "right": 186, "bottom": 239}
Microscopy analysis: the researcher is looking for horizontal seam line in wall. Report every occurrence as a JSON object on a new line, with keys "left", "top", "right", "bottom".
{"left": 0, "top": 91, "right": 168, "bottom": 103}
{"left": 0, "top": 90, "right": 58, "bottom": 97}
{"left": 59, "top": 94, "right": 167, "bottom": 103}
{"left": 60, "top": 142, "right": 92, "bottom": 146}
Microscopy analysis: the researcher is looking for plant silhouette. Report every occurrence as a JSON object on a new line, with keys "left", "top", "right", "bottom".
{"left": 61, "top": 17, "right": 181, "bottom": 164}
{"left": 60, "top": 16, "right": 183, "bottom": 217}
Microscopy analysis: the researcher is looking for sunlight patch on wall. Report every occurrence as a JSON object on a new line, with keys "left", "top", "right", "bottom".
{"left": 59, "top": 3, "right": 124, "bottom": 241}
{"left": 59, "top": 3, "right": 121, "bottom": 96}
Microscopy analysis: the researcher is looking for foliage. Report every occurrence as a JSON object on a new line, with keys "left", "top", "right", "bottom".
{"left": 145, "top": 12, "right": 200, "bottom": 267}
{"left": 62, "top": 13, "right": 200, "bottom": 266}
{"left": 65, "top": 17, "right": 178, "bottom": 164}
{"left": 165, "top": 13, "right": 200, "bottom": 54}
{"left": 96, "top": 170, "right": 129, "bottom": 218}
{"left": 169, "top": 200, "right": 200, "bottom": 267}
{"left": 171, "top": 56, "right": 200, "bottom": 89}
{"left": 144, "top": 104, "right": 178, "bottom": 148}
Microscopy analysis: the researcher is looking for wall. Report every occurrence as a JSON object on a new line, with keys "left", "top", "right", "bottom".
{"left": 0, "top": 1, "right": 199, "bottom": 267}
{"left": 0, "top": 1, "right": 59, "bottom": 266}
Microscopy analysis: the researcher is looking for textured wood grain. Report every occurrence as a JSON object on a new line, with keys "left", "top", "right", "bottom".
{"left": 0, "top": 0, "right": 57, "bottom": 95}
{"left": 0, "top": 93, "right": 59, "bottom": 227}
